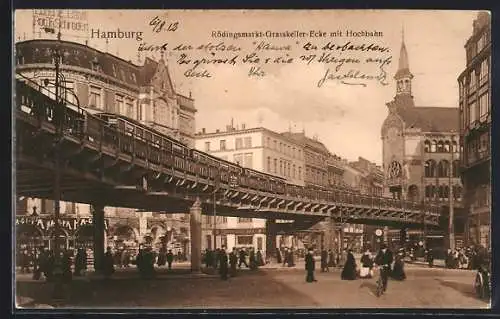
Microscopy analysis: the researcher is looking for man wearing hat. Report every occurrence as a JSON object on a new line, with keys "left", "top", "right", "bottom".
{"left": 374, "top": 243, "right": 393, "bottom": 293}
{"left": 305, "top": 248, "right": 317, "bottom": 283}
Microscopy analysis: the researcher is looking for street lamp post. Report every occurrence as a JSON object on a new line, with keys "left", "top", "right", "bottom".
{"left": 50, "top": 24, "right": 65, "bottom": 300}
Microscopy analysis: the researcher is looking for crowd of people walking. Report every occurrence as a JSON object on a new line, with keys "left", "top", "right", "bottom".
{"left": 16, "top": 244, "right": 185, "bottom": 281}
{"left": 202, "top": 247, "right": 266, "bottom": 280}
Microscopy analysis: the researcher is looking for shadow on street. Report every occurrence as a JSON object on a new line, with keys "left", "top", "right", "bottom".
{"left": 434, "top": 278, "right": 477, "bottom": 300}
{"left": 16, "top": 269, "right": 316, "bottom": 309}
{"left": 358, "top": 281, "right": 378, "bottom": 296}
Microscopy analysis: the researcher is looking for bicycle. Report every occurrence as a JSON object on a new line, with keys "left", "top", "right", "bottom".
{"left": 374, "top": 265, "right": 389, "bottom": 297}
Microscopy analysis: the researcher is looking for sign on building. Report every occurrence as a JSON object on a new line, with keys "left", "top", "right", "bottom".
{"left": 32, "top": 9, "right": 89, "bottom": 42}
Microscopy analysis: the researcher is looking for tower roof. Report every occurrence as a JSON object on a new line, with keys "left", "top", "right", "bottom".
{"left": 395, "top": 27, "right": 413, "bottom": 79}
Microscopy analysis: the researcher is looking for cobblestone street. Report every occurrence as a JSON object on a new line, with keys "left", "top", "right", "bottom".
{"left": 16, "top": 264, "right": 488, "bottom": 309}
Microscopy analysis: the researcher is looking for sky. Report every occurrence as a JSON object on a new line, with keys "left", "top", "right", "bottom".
{"left": 14, "top": 9, "right": 480, "bottom": 165}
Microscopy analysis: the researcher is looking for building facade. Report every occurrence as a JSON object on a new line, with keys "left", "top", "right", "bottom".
{"left": 16, "top": 198, "right": 191, "bottom": 261}
{"left": 15, "top": 39, "right": 197, "bottom": 147}
{"left": 15, "top": 39, "right": 195, "bottom": 256}
{"left": 194, "top": 124, "right": 306, "bottom": 253}
{"left": 281, "top": 132, "right": 329, "bottom": 187}
{"left": 381, "top": 33, "right": 464, "bottom": 251}
{"left": 458, "top": 12, "right": 491, "bottom": 250}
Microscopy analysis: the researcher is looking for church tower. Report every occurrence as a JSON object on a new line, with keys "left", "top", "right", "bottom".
{"left": 394, "top": 27, "right": 414, "bottom": 97}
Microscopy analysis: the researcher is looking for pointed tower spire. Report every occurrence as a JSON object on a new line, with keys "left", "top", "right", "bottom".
{"left": 394, "top": 24, "right": 414, "bottom": 97}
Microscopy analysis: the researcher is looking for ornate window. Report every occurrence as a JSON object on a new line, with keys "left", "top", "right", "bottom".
{"left": 444, "top": 141, "right": 451, "bottom": 153}
{"left": 437, "top": 141, "right": 444, "bottom": 153}
{"left": 424, "top": 140, "right": 431, "bottom": 152}
{"left": 430, "top": 140, "right": 437, "bottom": 152}
{"left": 424, "top": 160, "right": 436, "bottom": 177}
{"left": 438, "top": 160, "right": 450, "bottom": 177}
{"left": 387, "top": 161, "right": 402, "bottom": 178}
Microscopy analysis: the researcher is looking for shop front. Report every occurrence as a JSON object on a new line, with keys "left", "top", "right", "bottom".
{"left": 214, "top": 228, "right": 266, "bottom": 254}
{"left": 15, "top": 215, "right": 109, "bottom": 252}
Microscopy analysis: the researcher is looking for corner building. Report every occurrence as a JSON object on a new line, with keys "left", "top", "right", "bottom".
{"left": 458, "top": 12, "right": 491, "bottom": 249}
{"left": 381, "top": 33, "right": 464, "bottom": 252}
{"left": 15, "top": 39, "right": 196, "bottom": 257}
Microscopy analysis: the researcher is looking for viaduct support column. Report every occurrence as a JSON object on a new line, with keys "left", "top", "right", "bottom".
{"left": 266, "top": 219, "right": 277, "bottom": 263}
{"left": 190, "top": 198, "right": 202, "bottom": 273}
{"left": 325, "top": 216, "right": 335, "bottom": 252}
{"left": 92, "top": 203, "right": 106, "bottom": 274}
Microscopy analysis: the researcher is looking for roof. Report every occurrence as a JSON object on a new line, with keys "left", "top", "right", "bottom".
{"left": 16, "top": 40, "right": 142, "bottom": 87}
{"left": 280, "top": 132, "right": 331, "bottom": 155}
{"left": 397, "top": 106, "right": 459, "bottom": 132}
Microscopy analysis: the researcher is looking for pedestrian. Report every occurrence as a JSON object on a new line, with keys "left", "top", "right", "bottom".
{"left": 327, "top": 249, "right": 336, "bottom": 268}
{"left": 276, "top": 247, "right": 282, "bottom": 264}
{"left": 341, "top": 249, "right": 357, "bottom": 280}
{"left": 62, "top": 250, "right": 73, "bottom": 283}
{"left": 360, "top": 248, "right": 374, "bottom": 279}
{"left": 32, "top": 248, "right": 42, "bottom": 280}
{"left": 229, "top": 248, "right": 238, "bottom": 277}
{"left": 391, "top": 250, "right": 406, "bottom": 281}
{"left": 166, "top": 249, "right": 174, "bottom": 270}
{"left": 287, "top": 247, "right": 295, "bottom": 267}
{"left": 374, "top": 243, "right": 393, "bottom": 293}
{"left": 136, "top": 246, "right": 145, "bottom": 275}
{"left": 214, "top": 248, "right": 221, "bottom": 269}
{"left": 74, "top": 248, "right": 86, "bottom": 276}
{"left": 256, "top": 248, "right": 264, "bottom": 266}
{"left": 219, "top": 246, "right": 229, "bottom": 280}
{"left": 427, "top": 248, "right": 434, "bottom": 268}
{"left": 320, "top": 249, "right": 328, "bottom": 272}
{"left": 282, "top": 247, "right": 288, "bottom": 267}
{"left": 103, "top": 246, "right": 115, "bottom": 279}
{"left": 238, "top": 248, "right": 248, "bottom": 268}
{"left": 121, "top": 249, "right": 129, "bottom": 268}
{"left": 157, "top": 248, "right": 166, "bottom": 267}
{"left": 249, "top": 248, "right": 257, "bottom": 270}
{"left": 305, "top": 248, "right": 317, "bottom": 283}
{"left": 20, "top": 249, "right": 30, "bottom": 273}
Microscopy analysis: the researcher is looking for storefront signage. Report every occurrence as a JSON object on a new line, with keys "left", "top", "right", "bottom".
{"left": 16, "top": 216, "right": 109, "bottom": 231}
{"left": 215, "top": 228, "right": 265, "bottom": 236}
{"left": 276, "top": 219, "right": 294, "bottom": 224}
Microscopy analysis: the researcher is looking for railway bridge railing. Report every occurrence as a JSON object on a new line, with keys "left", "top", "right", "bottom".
{"left": 15, "top": 77, "right": 441, "bottom": 228}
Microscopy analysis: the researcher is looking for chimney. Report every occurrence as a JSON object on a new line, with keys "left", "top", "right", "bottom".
{"left": 202, "top": 128, "right": 206, "bottom": 134}
{"left": 226, "top": 125, "right": 232, "bottom": 132}
{"left": 216, "top": 129, "right": 220, "bottom": 133}
{"left": 242, "top": 123, "right": 246, "bottom": 130}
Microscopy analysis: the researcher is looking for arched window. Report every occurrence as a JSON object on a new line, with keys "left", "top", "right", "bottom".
{"left": 424, "top": 160, "right": 436, "bottom": 177}
{"left": 425, "top": 185, "right": 432, "bottom": 198}
{"left": 444, "top": 141, "right": 451, "bottom": 152}
{"left": 437, "top": 141, "right": 444, "bottom": 153}
{"left": 438, "top": 160, "right": 450, "bottom": 177}
{"left": 431, "top": 185, "right": 438, "bottom": 198}
{"left": 267, "top": 157, "right": 271, "bottom": 172}
{"left": 430, "top": 140, "right": 437, "bottom": 152}
{"left": 452, "top": 160, "right": 460, "bottom": 177}
{"left": 438, "top": 185, "right": 445, "bottom": 199}
{"left": 408, "top": 185, "right": 419, "bottom": 201}
{"left": 424, "top": 140, "right": 431, "bottom": 152}
{"left": 452, "top": 141, "right": 458, "bottom": 153}
{"left": 444, "top": 185, "right": 450, "bottom": 198}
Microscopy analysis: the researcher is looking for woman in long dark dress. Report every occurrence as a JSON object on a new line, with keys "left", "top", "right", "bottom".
{"left": 341, "top": 249, "right": 357, "bottom": 280}
{"left": 391, "top": 251, "right": 406, "bottom": 280}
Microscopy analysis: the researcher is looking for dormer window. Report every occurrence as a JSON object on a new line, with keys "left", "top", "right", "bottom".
{"left": 91, "top": 57, "right": 100, "bottom": 72}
